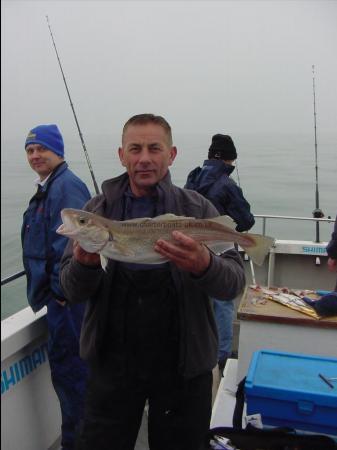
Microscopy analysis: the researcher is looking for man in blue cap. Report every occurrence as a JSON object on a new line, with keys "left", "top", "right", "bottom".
{"left": 22, "top": 124, "right": 91, "bottom": 450}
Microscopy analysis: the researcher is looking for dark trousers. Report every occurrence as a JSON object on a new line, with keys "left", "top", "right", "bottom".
{"left": 47, "top": 300, "right": 87, "bottom": 450}
{"left": 76, "top": 362, "right": 213, "bottom": 450}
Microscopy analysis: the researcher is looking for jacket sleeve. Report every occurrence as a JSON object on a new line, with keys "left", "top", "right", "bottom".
{"left": 221, "top": 183, "right": 255, "bottom": 232}
{"left": 190, "top": 193, "right": 246, "bottom": 300}
{"left": 60, "top": 245, "right": 105, "bottom": 303}
{"left": 47, "top": 181, "right": 91, "bottom": 301}
{"left": 190, "top": 249, "right": 245, "bottom": 300}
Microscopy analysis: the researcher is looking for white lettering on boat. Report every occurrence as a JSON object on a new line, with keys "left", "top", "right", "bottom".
{"left": 302, "top": 246, "right": 327, "bottom": 255}
{"left": 1, "top": 342, "right": 48, "bottom": 395}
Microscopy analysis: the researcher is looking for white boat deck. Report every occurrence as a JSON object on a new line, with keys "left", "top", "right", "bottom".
{"left": 211, "top": 359, "right": 241, "bottom": 429}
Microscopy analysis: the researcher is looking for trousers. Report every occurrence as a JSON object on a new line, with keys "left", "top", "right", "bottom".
{"left": 76, "top": 363, "right": 212, "bottom": 450}
{"left": 212, "top": 298, "right": 234, "bottom": 361}
{"left": 47, "top": 300, "right": 87, "bottom": 450}
{"left": 76, "top": 266, "right": 212, "bottom": 449}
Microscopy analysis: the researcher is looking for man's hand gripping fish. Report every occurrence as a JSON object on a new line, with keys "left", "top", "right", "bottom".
{"left": 57, "top": 208, "right": 275, "bottom": 267}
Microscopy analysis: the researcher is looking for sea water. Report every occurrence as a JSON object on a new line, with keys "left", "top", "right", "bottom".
{"left": 1, "top": 131, "right": 336, "bottom": 319}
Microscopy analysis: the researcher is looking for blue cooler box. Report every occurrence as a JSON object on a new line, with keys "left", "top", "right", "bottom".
{"left": 245, "top": 350, "right": 337, "bottom": 436}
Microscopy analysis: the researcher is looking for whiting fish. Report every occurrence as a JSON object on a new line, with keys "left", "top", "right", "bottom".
{"left": 57, "top": 209, "right": 275, "bottom": 266}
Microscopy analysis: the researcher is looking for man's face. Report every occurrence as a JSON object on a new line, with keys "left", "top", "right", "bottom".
{"left": 25, "top": 144, "right": 63, "bottom": 180}
{"left": 118, "top": 123, "right": 177, "bottom": 197}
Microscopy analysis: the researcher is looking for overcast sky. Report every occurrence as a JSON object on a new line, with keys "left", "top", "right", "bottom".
{"left": 2, "top": 0, "right": 337, "bottom": 144}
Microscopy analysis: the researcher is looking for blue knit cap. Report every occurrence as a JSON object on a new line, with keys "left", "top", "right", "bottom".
{"left": 25, "top": 124, "right": 64, "bottom": 158}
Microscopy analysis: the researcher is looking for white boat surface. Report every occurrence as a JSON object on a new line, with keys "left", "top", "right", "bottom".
{"left": 1, "top": 215, "right": 336, "bottom": 449}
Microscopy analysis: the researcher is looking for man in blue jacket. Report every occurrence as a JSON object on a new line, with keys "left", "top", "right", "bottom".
{"left": 185, "top": 134, "right": 255, "bottom": 374}
{"left": 21, "top": 124, "right": 91, "bottom": 450}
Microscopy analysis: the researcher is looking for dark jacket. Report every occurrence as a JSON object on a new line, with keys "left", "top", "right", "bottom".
{"left": 185, "top": 159, "right": 255, "bottom": 232}
{"left": 22, "top": 162, "right": 91, "bottom": 312}
{"left": 60, "top": 171, "right": 245, "bottom": 378}
{"left": 327, "top": 215, "right": 337, "bottom": 260}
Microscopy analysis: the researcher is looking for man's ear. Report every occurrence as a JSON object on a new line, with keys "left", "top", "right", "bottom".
{"left": 118, "top": 147, "right": 126, "bottom": 166}
{"left": 168, "top": 146, "right": 177, "bottom": 166}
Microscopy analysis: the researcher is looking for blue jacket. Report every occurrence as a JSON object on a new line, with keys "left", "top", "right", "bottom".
{"left": 22, "top": 162, "right": 91, "bottom": 312}
{"left": 185, "top": 159, "right": 255, "bottom": 232}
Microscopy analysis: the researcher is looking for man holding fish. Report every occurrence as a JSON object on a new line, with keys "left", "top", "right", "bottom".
{"left": 59, "top": 114, "right": 260, "bottom": 450}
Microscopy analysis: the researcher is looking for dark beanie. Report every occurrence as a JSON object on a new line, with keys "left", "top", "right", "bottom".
{"left": 25, "top": 124, "right": 64, "bottom": 158}
{"left": 208, "top": 134, "right": 237, "bottom": 160}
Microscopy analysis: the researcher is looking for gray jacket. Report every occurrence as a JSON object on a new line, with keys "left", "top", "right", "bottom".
{"left": 60, "top": 172, "right": 245, "bottom": 378}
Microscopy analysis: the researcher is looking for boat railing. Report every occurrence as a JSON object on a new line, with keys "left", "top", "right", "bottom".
{"left": 1, "top": 270, "right": 26, "bottom": 286}
{"left": 254, "top": 214, "right": 333, "bottom": 236}
{"left": 0, "top": 215, "right": 334, "bottom": 287}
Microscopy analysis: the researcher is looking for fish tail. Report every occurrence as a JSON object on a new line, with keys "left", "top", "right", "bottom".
{"left": 242, "top": 234, "right": 275, "bottom": 266}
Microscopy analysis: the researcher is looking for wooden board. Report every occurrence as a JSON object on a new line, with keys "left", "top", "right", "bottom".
{"left": 238, "top": 286, "right": 337, "bottom": 329}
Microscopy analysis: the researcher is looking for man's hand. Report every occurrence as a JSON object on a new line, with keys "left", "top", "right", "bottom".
{"left": 327, "top": 257, "right": 337, "bottom": 273}
{"left": 154, "top": 230, "right": 210, "bottom": 276}
{"left": 73, "top": 241, "right": 101, "bottom": 267}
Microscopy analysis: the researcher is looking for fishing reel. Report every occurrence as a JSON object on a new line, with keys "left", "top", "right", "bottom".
{"left": 312, "top": 208, "right": 324, "bottom": 263}
{"left": 312, "top": 208, "right": 324, "bottom": 218}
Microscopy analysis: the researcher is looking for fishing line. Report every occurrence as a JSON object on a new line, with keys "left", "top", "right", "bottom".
{"left": 311, "top": 65, "right": 324, "bottom": 243}
{"left": 46, "top": 16, "right": 100, "bottom": 195}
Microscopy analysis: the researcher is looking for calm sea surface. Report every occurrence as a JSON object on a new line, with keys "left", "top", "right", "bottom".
{"left": 1, "top": 132, "right": 336, "bottom": 319}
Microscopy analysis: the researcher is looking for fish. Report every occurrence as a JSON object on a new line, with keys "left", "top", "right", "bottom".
{"left": 251, "top": 285, "right": 320, "bottom": 319}
{"left": 56, "top": 208, "right": 275, "bottom": 266}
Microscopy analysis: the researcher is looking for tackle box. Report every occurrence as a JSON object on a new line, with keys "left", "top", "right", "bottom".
{"left": 244, "top": 349, "right": 337, "bottom": 436}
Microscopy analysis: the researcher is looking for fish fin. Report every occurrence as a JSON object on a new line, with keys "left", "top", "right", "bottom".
{"left": 122, "top": 215, "right": 182, "bottom": 224}
{"left": 122, "top": 217, "right": 152, "bottom": 224}
{"left": 206, "top": 241, "right": 234, "bottom": 255}
{"left": 100, "top": 254, "right": 108, "bottom": 272}
{"left": 152, "top": 214, "right": 194, "bottom": 221}
{"left": 208, "top": 215, "right": 236, "bottom": 229}
{"left": 242, "top": 234, "right": 275, "bottom": 266}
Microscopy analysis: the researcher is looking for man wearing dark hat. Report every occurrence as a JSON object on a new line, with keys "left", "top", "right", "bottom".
{"left": 185, "top": 134, "right": 255, "bottom": 373}
{"left": 22, "top": 124, "right": 91, "bottom": 449}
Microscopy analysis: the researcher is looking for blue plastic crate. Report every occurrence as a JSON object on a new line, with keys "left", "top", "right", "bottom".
{"left": 245, "top": 350, "right": 337, "bottom": 436}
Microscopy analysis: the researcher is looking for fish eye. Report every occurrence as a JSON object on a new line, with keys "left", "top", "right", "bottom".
{"left": 78, "top": 216, "right": 87, "bottom": 225}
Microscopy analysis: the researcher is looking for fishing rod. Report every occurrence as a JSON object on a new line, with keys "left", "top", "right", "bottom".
{"left": 46, "top": 16, "right": 100, "bottom": 195}
{"left": 235, "top": 158, "right": 256, "bottom": 284}
{"left": 235, "top": 159, "right": 241, "bottom": 187}
{"left": 311, "top": 65, "right": 324, "bottom": 243}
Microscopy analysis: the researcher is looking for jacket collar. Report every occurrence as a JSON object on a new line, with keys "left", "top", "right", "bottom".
{"left": 42, "top": 161, "right": 68, "bottom": 190}
{"left": 203, "top": 159, "right": 235, "bottom": 176}
{"left": 28, "top": 162, "right": 68, "bottom": 204}
{"left": 185, "top": 159, "right": 234, "bottom": 194}
{"left": 101, "top": 170, "right": 173, "bottom": 202}
{"left": 100, "top": 171, "right": 174, "bottom": 219}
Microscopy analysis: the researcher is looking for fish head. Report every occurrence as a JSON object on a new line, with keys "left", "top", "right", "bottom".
{"left": 57, "top": 208, "right": 110, "bottom": 253}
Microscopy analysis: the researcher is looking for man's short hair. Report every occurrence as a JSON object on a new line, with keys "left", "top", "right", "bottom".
{"left": 122, "top": 114, "right": 173, "bottom": 145}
